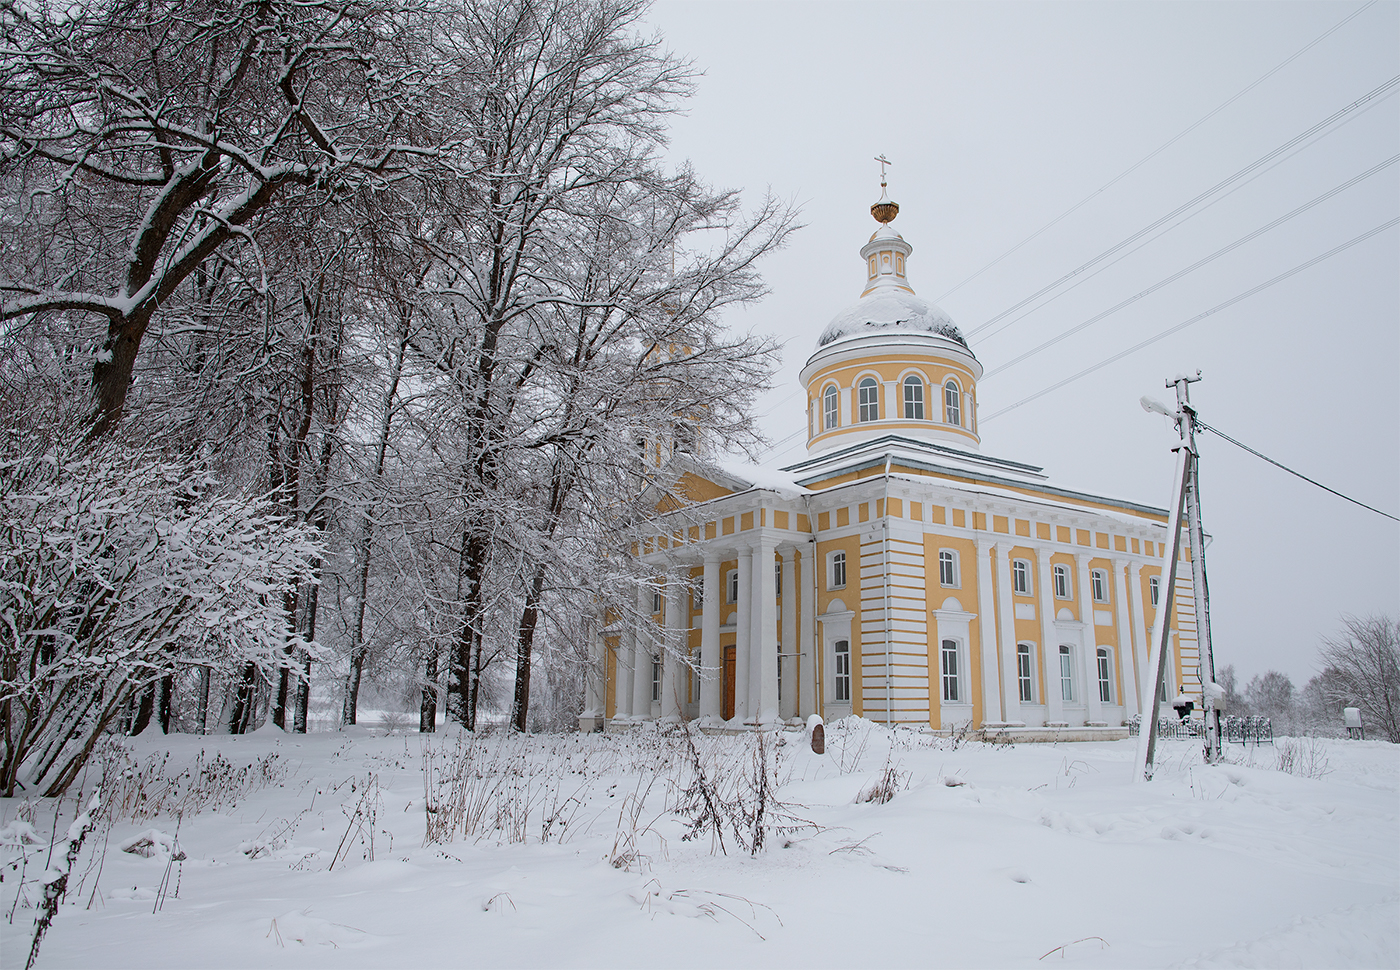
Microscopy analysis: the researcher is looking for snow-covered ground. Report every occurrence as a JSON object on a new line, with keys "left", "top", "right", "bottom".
{"left": 3, "top": 719, "right": 1395, "bottom": 969}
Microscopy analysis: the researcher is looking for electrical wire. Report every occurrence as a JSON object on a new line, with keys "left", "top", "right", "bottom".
{"left": 980, "top": 154, "right": 1400, "bottom": 380}
{"left": 978, "top": 216, "right": 1400, "bottom": 423}
{"left": 965, "top": 73, "right": 1400, "bottom": 339}
{"left": 935, "top": 1, "right": 1379, "bottom": 305}
{"left": 1196, "top": 420, "right": 1398, "bottom": 522}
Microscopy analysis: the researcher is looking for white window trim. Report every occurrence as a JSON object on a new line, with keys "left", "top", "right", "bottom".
{"left": 1058, "top": 644, "right": 1076, "bottom": 703}
{"left": 822, "top": 384, "right": 839, "bottom": 430}
{"left": 938, "top": 549, "right": 961, "bottom": 588}
{"left": 902, "top": 375, "right": 925, "bottom": 420}
{"left": 939, "top": 637, "right": 964, "bottom": 703}
{"left": 1053, "top": 563, "right": 1071, "bottom": 599}
{"left": 1016, "top": 642, "right": 1037, "bottom": 703}
{"left": 833, "top": 638, "right": 851, "bottom": 703}
{"left": 857, "top": 377, "right": 880, "bottom": 423}
{"left": 1148, "top": 575, "right": 1161, "bottom": 607}
{"left": 943, "top": 379, "right": 962, "bottom": 426}
{"left": 1091, "top": 568, "right": 1110, "bottom": 604}
{"left": 726, "top": 569, "right": 739, "bottom": 604}
{"left": 828, "top": 550, "right": 847, "bottom": 590}
{"left": 1012, "top": 559, "right": 1031, "bottom": 596}
{"left": 1096, "top": 647, "right": 1113, "bottom": 704}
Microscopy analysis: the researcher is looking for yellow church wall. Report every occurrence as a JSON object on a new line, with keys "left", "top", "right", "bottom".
{"left": 926, "top": 530, "right": 983, "bottom": 728}
{"left": 605, "top": 637, "right": 619, "bottom": 719}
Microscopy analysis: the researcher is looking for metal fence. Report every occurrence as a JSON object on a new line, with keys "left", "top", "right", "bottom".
{"left": 1126, "top": 714, "right": 1273, "bottom": 743}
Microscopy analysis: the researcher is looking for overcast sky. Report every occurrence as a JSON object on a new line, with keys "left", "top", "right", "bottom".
{"left": 644, "top": 1, "right": 1399, "bottom": 689}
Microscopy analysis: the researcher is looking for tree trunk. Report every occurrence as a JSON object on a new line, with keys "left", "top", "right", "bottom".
{"left": 130, "top": 683, "right": 155, "bottom": 735}
{"left": 230, "top": 662, "right": 258, "bottom": 734}
{"left": 420, "top": 645, "right": 439, "bottom": 733}
{"left": 157, "top": 674, "right": 173, "bottom": 733}
{"left": 196, "top": 666, "right": 211, "bottom": 735}
{"left": 511, "top": 562, "right": 549, "bottom": 732}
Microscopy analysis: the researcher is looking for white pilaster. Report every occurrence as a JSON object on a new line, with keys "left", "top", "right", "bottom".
{"left": 1075, "top": 552, "right": 1104, "bottom": 724}
{"left": 584, "top": 622, "right": 604, "bottom": 716}
{"left": 975, "top": 538, "right": 1001, "bottom": 725}
{"left": 661, "top": 572, "right": 685, "bottom": 720}
{"left": 780, "top": 549, "right": 797, "bottom": 720}
{"left": 799, "top": 547, "right": 817, "bottom": 718}
{"left": 734, "top": 547, "right": 752, "bottom": 721}
{"left": 615, "top": 613, "right": 635, "bottom": 719}
{"left": 752, "top": 536, "right": 780, "bottom": 724}
{"left": 1036, "top": 547, "right": 1065, "bottom": 722}
{"left": 700, "top": 553, "right": 723, "bottom": 719}
{"left": 1113, "top": 558, "right": 1139, "bottom": 719}
{"left": 995, "top": 544, "right": 1022, "bottom": 722}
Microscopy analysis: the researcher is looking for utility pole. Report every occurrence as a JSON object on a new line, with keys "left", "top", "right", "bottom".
{"left": 1134, "top": 372, "right": 1221, "bottom": 781}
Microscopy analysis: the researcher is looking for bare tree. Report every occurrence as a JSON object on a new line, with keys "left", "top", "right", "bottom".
{"left": 1319, "top": 615, "right": 1400, "bottom": 743}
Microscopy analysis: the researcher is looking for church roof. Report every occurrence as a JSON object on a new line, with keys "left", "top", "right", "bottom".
{"left": 817, "top": 290, "right": 967, "bottom": 349}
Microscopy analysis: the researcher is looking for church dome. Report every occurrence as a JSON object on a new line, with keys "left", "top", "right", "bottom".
{"left": 817, "top": 290, "right": 967, "bottom": 349}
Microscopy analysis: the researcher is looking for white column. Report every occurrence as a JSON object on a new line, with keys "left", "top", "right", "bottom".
{"left": 1036, "top": 547, "right": 1064, "bottom": 722}
{"left": 799, "top": 547, "right": 817, "bottom": 719}
{"left": 995, "top": 544, "right": 1022, "bottom": 723}
{"left": 1131, "top": 561, "right": 1154, "bottom": 715}
{"left": 661, "top": 572, "right": 685, "bottom": 720}
{"left": 1075, "top": 552, "right": 1104, "bottom": 724}
{"left": 615, "top": 615, "right": 635, "bottom": 719}
{"left": 975, "top": 538, "right": 1001, "bottom": 725}
{"left": 780, "top": 549, "right": 797, "bottom": 720}
{"left": 699, "top": 552, "right": 723, "bottom": 720}
{"left": 1113, "top": 558, "right": 1139, "bottom": 719}
{"left": 584, "top": 622, "right": 604, "bottom": 717}
{"left": 734, "top": 547, "right": 752, "bottom": 721}
{"left": 631, "top": 584, "right": 652, "bottom": 719}
{"left": 751, "top": 535, "right": 779, "bottom": 724}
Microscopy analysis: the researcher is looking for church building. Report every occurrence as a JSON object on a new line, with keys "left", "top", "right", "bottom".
{"left": 581, "top": 183, "right": 1198, "bottom": 736}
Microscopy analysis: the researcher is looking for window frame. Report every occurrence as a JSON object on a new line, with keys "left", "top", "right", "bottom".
{"left": 944, "top": 379, "right": 962, "bottom": 426}
{"left": 1012, "top": 559, "right": 1031, "bottom": 595}
{"left": 833, "top": 639, "right": 851, "bottom": 702}
{"left": 652, "top": 589, "right": 662, "bottom": 614}
{"left": 822, "top": 384, "right": 839, "bottom": 431}
{"left": 1091, "top": 568, "right": 1109, "bottom": 603}
{"left": 775, "top": 560, "right": 782, "bottom": 598}
{"left": 651, "top": 654, "right": 661, "bottom": 703}
{"left": 858, "top": 377, "right": 880, "bottom": 422}
{"left": 829, "top": 550, "right": 847, "bottom": 590}
{"left": 1149, "top": 575, "right": 1160, "bottom": 607}
{"left": 940, "top": 638, "right": 961, "bottom": 703}
{"left": 727, "top": 569, "right": 739, "bottom": 604}
{"left": 1052, "top": 563, "right": 1071, "bottom": 599}
{"left": 1016, "top": 643, "right": 1035, "bottom": 702}
{"left": 903, "top": 375, "right": 925, "bottom": 420}
{"left": 1096, "top": 648, "right": 1112, "bottom": 703}
{"left": 1059, "top": 644, "right": 1075, "bottom": 702}
{"left": 693, "top": 581, "right": 703, "bottom": 613}
{"left": 938, "top": 549, "right": 960, "bottom": 588}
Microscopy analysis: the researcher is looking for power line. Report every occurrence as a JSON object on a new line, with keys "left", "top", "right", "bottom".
{"left": 971, "top": 92, "right": 1397, "bottom": 348}
{"left": 980, "top": 154, "right": 1400, "bottom": 380}
{"left": 1196, "top": 420, "right": 1398, "bottom": 522}
{"left": 935, "top": 1, "right": 1379, "bottom": 305}
{"left": 965, "top": 73, "right": 1400, "bottom": 340}
{"left": 979, "top": 217, "right": 1400, "bottom": 422}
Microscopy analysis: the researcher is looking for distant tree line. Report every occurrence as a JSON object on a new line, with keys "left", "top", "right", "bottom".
{"left": 1215, "top": 614, "right": 1399, "bottom": 742}
{"left": 0, "top": 0, "right": 796, "bottom": 793}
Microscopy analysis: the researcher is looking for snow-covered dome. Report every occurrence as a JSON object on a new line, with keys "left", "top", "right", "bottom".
{"left": 818, "top": 290, "right": 967, "bottom": 349}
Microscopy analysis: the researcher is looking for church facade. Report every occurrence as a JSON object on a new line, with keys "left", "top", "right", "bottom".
{"left": 581, "top": 189, "right": 1197, "bottom": 735}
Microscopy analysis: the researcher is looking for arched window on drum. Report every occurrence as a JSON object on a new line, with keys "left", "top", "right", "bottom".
{"left": 822, "top": 384, "right": 839, "bottom": 430}
{"left": 902, "top": 375, "right": 924, "bottom": 419}
{"left": 858, "top": 378, "right": 880, "bottom": 422}
{"left": 944, "top": 379, "right": 961, "bottom": 426}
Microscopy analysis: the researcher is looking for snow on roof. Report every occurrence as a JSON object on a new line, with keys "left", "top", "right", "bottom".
{"left": 817, "top": 291, "right": 967, "bottom": 349}
{"left": 712, "top": 459, "right": 809, "bottom": 500}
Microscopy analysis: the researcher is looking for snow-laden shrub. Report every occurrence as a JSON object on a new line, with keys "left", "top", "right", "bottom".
{"left": 0, "top": 436, "right": 322, "bottom": 796}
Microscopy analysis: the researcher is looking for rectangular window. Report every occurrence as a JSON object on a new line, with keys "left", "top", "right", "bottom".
{"left": 728, "top": 569, "right": 739, "bottom": 604}
{"left": 939, "top": 550, "right": 958, "bottom": 587}
{"left": 693, "top": 582, "right": 703, "bottom": 612}
{"left": 651, "top": 655, "right": 660, "bottom": 703}
{"left": 1012, "top": 559, "right": 1030, "bottom": 595}
{"left": 1149, "top": 576, "right": 1160, "bottom": 607}
{"left": 1091, "top": 569, "right": 1109, "bottom": 603}
{"left": 834, "top": 640, "right": 850, "bottom": 702}
{"left": 652, "top": 589, "right": 662, "bottom": 613}
{"left": 941, "top": 639, "right": 959, "bottom": 702}
{"left": 775, "top": 560, "right": 782, "bottom": 598}
{"left": 1017, "top": 644, "right": 1033, "bottom": 702}
{"left": 1097, "top": 648, "right": 1112, "bottom": 703}
{"left": 1059, "top": 645, "right": 1074, "bottom": 701}
{"left": 1053, "top": 564, "right": 1070, "bottom": 599}
{"left": 831, "top": 551, "right": 846, "bottom": 589}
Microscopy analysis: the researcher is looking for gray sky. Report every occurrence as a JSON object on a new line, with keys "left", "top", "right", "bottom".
{"left": 646, "top": 1, "right": 1400, "bottom": 689}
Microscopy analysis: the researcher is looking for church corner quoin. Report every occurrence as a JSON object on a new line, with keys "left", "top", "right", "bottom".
{"left": 584, "top": 186, "right": 1201, "bottom": 740}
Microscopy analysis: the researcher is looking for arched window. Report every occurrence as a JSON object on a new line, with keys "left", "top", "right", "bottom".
{"left": 834, "top": 639, "right": 851, "bottom": 702}
{"left": 1149, "top": 576, "right": 1160, "bottom": 607}
{"left": 939, "top": 549, "right": 959, "bottom": 587}
{"left": 1091, "top": 568, "right": 1109, "bottom": 603}
{"left": 1016, "top": 643, "right": 1034, "bottom": 702}
{"left": 829, "top": 551, "right": 847, "bottom": 589}
{"left": 941, "top": 639, "right": 960, "bottom": 702}
{"left": 944, "top": 380, "right": 962, "bottom": 426}
{"left": 1053, "top": 563, "right": 1070, "bottom": 599}
{"left": 1096, "top": 648, "right": 1112, "bottom": 703}
{"left": 903, "top": 376, "right": 924, "bottom": 419}
{"left": 822, "top": 385, "right": 839, "bottom": 430}
{"left": 1012, "top": 559, "right": 1031, "bottom": 595}
{"left": 858, "top": 378, "right": 879, "bottom": 422}
{"left": 1059, "top": 645, "right": 1075, "bottom": 701}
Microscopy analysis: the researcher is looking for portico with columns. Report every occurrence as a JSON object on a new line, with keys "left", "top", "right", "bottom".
{"left": 584, "top": 179, "right": 1199, "bottom": 736}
